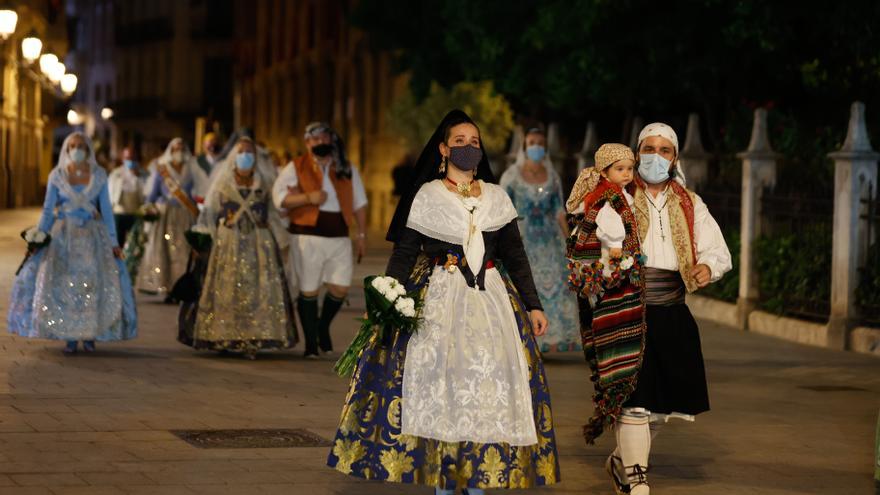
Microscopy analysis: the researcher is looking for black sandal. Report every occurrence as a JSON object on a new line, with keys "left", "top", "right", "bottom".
{"left": 606, "top": 454, "right": 631, "bottom": 494}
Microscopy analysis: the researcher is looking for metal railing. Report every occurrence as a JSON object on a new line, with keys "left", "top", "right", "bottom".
{"left": 858, "top": 183, "right": 880, "bottom": 326}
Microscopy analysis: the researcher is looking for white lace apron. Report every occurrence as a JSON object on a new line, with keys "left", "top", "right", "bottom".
{"left": 401, "top": 180, "right": 538, "bottom": 446}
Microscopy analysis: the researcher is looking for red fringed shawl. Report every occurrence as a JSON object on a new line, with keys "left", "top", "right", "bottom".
{"left": 567, "top": 178, "right": 647, "bottom": 444}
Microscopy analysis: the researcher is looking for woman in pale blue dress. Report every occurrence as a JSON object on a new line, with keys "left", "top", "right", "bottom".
{"left": 7, "top": 132, "right": 137, "bottom": 354}
{"left": 500, "top": 127, "right": 579, "bottom": 352}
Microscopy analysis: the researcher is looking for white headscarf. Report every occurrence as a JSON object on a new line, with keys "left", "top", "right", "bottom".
{"left": 158, "top": 137, "right": 194, "bottom": 166}
{"left": 499, "top": 131, "right": 563, "bottom": 195}
{"left": 156, "top": 137, "right": 208, "bottom": 197}
{"left": 56, "top": 132, "right": 100, "bottom": 171}
{"left": 198, "top": 137, "right": 285, "bottom": 239}
{"left": 48, "top": 132, "right": 107, "bottom": 216}
{"left": 637, "top": 122, "right": 686, "bottom": 186}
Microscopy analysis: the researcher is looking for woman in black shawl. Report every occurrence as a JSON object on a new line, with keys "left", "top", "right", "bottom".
{"left": 326, "top": 110, "right": 560, "bottom": 493}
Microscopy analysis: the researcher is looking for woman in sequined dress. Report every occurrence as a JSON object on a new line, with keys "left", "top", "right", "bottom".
{"left": 7, "top": 133, "right": 138, "bottom": 354}
{"left": 137, "top": 138, "right": 208, "bottom": 300}
{"left": 499, "top": 128, "right": 579, "bottom": 352}
{"left": 185, "top": 137, "right": 297, "bottom": 359}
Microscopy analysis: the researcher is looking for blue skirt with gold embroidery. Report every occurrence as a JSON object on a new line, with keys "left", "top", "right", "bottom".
{"left": 326, "top": 257, "right": 560, "bottom": 490}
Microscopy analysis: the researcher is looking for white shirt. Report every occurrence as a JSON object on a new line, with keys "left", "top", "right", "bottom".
{"left": 642, "top": 187, "right": 732, "bottom": 282}
{"left": 595, "top": 189, "right": 634, "bottom": 249}
{"left": 272, "top": 159, "right": 368, "bottom": 213}
{"left": 108, "top": 167, "right": 146, "bottom": 213}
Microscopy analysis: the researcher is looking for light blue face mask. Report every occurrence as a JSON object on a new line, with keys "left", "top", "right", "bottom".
{"left": 638, "top": 153, "right": 672, "bottom": 184}
{"left": 124, "top": 159, "right": 136, "bottom": 170}
{"left": 236, "top": 152, "right": 255, "bottom": 171}
{"left": 526, "top": 145, "right": 546, "bottom": 162}
{"left": 69, "top": 148, "right": 87, "bottom": 164}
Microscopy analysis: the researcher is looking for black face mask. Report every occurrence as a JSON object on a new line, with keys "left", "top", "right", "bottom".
{"left": 448, "top": 145, "right": 483, "bottom": 171}
{"left": 311, "top": 144, "right": 334, "bottom": 157}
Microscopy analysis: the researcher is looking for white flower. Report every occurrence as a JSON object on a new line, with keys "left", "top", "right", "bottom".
{"left": 190, "top": 224, "right": 211, "bottom": 235}
{"left": 372, "top": 277, "right": 400, "bottom": 302}
{"left": 619, "top": 255, "right": 634, "bottom": 270}
{"left": 371, "top": 277, "right": 389, "bottom": 292}
{"left": 395, "top": 297, "right": 416, "bottom": 317}
{"left": 24, "top": 227, "right": 47, "bottom": 244}
{"left": 393, "top": 283, "right": 406, "bottom": 296}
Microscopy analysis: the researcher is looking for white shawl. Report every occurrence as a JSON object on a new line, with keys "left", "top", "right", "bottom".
{"left": 406, "top": 180, "right": 518, "bottom": 268}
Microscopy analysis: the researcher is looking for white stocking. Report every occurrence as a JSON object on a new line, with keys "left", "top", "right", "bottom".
{"left": 616, "top": 409, "right": 651, "bottom": 494}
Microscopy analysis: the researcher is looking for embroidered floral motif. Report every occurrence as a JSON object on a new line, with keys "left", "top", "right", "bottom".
{"left": 536, "top": 451, "right": 557, "bottom": 483}
{"left": 380, "top": 449, "right": 415, "bottom": 482}
{"left": 332, "top": 439, "right": 365, "bottom": 474}
{"left": 478, "top": 447, "right": 507, "bottom": 486}
{"left": 326, "top": 257, "right": 560, "bottom": 490}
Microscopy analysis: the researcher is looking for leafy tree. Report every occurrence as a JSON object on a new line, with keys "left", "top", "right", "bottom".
{"left": 387, "top": 81, "right": 514, "bottom": 155}
{"left": 352, "top": 0, "right": 880, "bottom": 142}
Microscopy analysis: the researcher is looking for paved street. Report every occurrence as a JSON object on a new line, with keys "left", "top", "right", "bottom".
{"left": 0, "top": 208, "right": 876, "bottom": 495}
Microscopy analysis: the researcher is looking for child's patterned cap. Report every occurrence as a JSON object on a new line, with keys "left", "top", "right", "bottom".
{"left": 594, "top": 143, "right": 635, "bottom": 172}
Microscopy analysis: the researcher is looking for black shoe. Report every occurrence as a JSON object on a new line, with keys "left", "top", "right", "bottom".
{"left": 303, "top": 350, "right": 320, "bottom": 360}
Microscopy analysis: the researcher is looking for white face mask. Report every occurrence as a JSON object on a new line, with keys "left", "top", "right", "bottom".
{"left": 69, "top": 148, "right": 87, "bottom": 164}
{"left": 171, "top": 151, "right": 184, "bottom": 163}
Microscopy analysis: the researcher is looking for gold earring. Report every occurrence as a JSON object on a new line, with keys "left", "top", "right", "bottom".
{"left": 439, "top": 155, "right": 447, "bottom": 174}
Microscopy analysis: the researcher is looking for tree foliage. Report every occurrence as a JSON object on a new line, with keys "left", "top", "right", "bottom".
{"left": 352, "top": 0, "right": 880, "bottom": 128}
{"left": 387, "top": 81, "right": 515, "bottom": 155}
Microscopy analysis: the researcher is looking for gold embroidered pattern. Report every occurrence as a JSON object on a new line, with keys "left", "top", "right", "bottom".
{"left": 667, "top": 191, "right": 698, "bottom": 292}
{"left": 478, "top": 447, "right": 506, "bottom": 486}
{"left": 380, "top": 450, "right": 415, "bottom": 482}
{"left": 332, "top": 439, "right": 366, "bottom": 474}
{"left": 536, "top": 451, "right": 557, "bottom": 483}
{"left": 634, "top": 186, "right": 698, "bottom": 292}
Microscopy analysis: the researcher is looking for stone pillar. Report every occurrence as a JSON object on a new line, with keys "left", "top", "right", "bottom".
{"left": 736, "top": 108, "right": 779, "bottom": 329}
{"left": 576, "top": 121, "right": 598, "bottom": 172}
{"left": 546, "top": 122, "right": 565, "bottom": 177}
{"left": 828, "top": 102, "right": 880, "bottom": 349}
{"left": 505, "top": 124, "right": 523, "bottom": 167}
{"left": 627, "top": 116, "right": 644, "bottom": 150}
{"left": 680, "top": 113, "right": 712, "bottom": 191}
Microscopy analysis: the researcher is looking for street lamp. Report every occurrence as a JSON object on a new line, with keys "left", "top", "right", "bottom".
{"left": 21, "top": 33, "right": 42, "bottom": 63}
{"left": 39, "top": 53, "right": 57, "bottom": 76}
{"left": 61, "top": 73, "right": 77, "bottom": 95}
{"left": 66, "top": 109, "right": 83, "bottom": 126}
{"left": 101, "top": 107, "right": 113, "bottom": 120}
{"left": 0, "top": 8, "right": 16, "bottom": 40}
{"left": 48, "top": 61, "right": 65, "bottom": 84}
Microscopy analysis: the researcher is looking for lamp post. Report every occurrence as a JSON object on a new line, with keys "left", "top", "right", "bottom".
{"left": 61, "top": 73, "right": 77, "bottom": 95}
{"left": 48, "top": 60, "right": 64, "bottom": 84}
{"left": 39, "top": 53, "right": 57, "bottom": 76}
{"left": 0, "top": 8, "right": 17, "bottom": 40}
{"left": 21, "top": 32, "right": 41, "bottom": 63}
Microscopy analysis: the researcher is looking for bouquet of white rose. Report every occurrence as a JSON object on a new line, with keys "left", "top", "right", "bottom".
{"left": 15, "top": 227, "right": 51, "bottom": 275}
{"left": 334, "top": 275, "right": 422, "bottom": 377}
{"left": 139, "top": 203, "right": 160, "bottom": 222}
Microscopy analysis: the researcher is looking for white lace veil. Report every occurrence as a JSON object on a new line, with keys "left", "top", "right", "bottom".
{"left": 56, "top": 132, "right": 100, "bottom": 172}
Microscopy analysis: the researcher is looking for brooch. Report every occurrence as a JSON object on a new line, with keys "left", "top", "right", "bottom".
{"left": 444, "top": 253, "right": 458, "bottom": 273}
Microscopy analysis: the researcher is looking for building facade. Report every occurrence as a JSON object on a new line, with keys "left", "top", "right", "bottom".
{"left": 0, "top": 1, "right": 68, "bottom": 208}
{"left": 235, "top": 0, "right": 408, "bottom": 229}
{"left": 64, "top": 0, "right": 237, "bottom": 163}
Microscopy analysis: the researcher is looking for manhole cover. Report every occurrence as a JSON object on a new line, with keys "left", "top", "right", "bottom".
{"left": 171, "top": 429, "right": 332, "bottom": 449}
{"left": 798, "top": 385, "right": 869, "bottom": 392}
